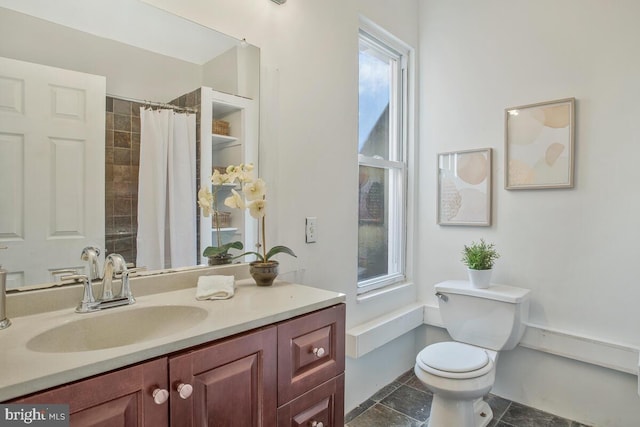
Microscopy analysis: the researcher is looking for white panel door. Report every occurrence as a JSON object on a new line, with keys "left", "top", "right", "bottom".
{"left": 0, "top": 57, "right": 105, "bottom": 288}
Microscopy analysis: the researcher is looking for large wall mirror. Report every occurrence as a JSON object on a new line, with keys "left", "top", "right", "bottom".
{"left": 0, "top": 0, "right": 260, "bottom": 289}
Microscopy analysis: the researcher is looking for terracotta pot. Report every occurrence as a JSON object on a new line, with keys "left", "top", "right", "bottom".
{"left": 250, "top": 261, "right": 279, "bottom": 286}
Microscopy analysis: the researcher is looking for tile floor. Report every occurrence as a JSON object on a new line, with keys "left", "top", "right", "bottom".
{"left": 345, "top": 370, "right": 592, "bottom": 427}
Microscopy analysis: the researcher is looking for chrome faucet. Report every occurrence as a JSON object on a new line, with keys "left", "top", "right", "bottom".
{"left": 70, "top": 252, "right": 140, "bottom": 313}
{"left": 1, "top": 246, "right": 10, "bottom": 330}
{"left": 81, "top": 246, "right": 102, "bottom": 281}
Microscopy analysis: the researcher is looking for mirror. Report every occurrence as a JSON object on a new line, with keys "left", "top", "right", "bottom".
{"left": 0, "top": 0, "right": 260, "bottom": 289}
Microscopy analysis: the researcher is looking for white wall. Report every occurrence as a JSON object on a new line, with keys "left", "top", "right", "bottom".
{"left": 145, "top": 0, "right": 640, "bottom": 424}
{"left": 417, "top": 1, "right": 640, "bottom": 425}
{"left": 143, "top": 0, "right": 420, "bottom": 413}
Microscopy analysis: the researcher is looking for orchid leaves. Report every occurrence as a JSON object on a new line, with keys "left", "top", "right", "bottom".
{"left": 203, "top": 241, "right": 244, "bottom": 258}
{"left": 242, "top": 245, "right": 297, "bottom": 263}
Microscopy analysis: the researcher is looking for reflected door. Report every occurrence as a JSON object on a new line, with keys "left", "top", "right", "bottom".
{"left": 0, "top": 57, "right": 105, "bottom": 288}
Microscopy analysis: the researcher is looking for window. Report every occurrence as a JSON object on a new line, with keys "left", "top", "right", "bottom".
{"left": 358, "top": 20, "right": 410, "bottom": 293}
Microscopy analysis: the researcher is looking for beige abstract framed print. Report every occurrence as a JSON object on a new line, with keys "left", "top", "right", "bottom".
{"left": 437, "top": 148, "right": 492, "bottom": 226}
{"left": 505, "top": 97, "right": 575, "bottom": 189}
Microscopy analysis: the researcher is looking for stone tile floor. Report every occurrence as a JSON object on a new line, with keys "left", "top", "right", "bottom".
{"left": 345, "top": 370, "right": 592, "bottom": 427}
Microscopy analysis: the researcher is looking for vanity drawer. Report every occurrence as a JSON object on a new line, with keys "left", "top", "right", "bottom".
{"left": 277, "top": 304, "right": 345, "bottom": 406}
{"left": 277, "top": 374, "right": 344, "bottom": 427}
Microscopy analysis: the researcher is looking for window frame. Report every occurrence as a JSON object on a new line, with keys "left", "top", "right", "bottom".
{"left": 357, "top": 18, "right": 412, "bottom": 295}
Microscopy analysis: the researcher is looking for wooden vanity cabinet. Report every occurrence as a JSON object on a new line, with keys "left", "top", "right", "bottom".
{"left": 14, "top": 357, "right": 169, "bottom": 427}
{"left": 277, "top": 304, "right": 345, "bottom": 426}
{"left": 169, "top": 326, "right": 277, "bottom": 426}
{"left": 9, "top": 304, "right": 345, "bottom": 427}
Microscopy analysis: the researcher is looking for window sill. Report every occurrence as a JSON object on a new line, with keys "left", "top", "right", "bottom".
{"left": 356, "top": 280, "right": 414, "bottom": 303}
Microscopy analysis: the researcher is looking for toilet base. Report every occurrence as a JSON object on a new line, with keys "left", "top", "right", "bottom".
{"left": 427, "top": 396, "right": 493, "bottom": 427}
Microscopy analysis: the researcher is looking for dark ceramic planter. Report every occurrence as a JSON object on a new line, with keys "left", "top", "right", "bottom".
{"left": 249, "top": 261, "right": 279, "bottom": 286}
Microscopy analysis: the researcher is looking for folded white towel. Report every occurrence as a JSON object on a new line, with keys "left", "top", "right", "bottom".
{"left": 196, "top": 275, "right": 235, "bottom": 300}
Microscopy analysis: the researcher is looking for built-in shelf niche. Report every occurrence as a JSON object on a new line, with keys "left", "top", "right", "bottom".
{"left": 199, "top": 88, "right": 258, "bottom": 264}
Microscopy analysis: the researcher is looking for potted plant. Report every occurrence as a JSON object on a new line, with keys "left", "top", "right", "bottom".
{"left": 197, "top": 167, "right": 247, "bottom": 265}
{"left": 202, "top": 241, "right": 243, "bottom": 265}
{"left": 224, "top": 164, "right": 297, "bottom": 285}
{"left": 461, "top": 239, "right": 500, "bottom": 288}
{"left": 201, "top": 163, "right": 297, "bottom": 285}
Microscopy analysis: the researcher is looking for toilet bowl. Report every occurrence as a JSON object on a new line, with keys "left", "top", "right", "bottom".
{"left": 415, "top": 341, "right": 496, "bottom": 427}
{"left": 414, "top": 280, "right": 531, "bottom": 427}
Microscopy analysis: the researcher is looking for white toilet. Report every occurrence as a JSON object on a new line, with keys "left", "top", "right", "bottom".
{"left": 414, "top": 280, "right": 531, "bottom": 427}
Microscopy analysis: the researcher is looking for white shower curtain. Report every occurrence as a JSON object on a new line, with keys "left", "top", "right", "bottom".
{"left": 137, "top": 108, "right": 196, "bottom": 270}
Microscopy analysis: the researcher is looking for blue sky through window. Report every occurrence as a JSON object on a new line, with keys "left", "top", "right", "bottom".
{"left": 359, "top": 50, "right": 389, "bottom": 151}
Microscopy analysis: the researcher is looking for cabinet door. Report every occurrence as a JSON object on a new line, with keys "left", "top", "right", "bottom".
{"left": 277, "top": 374, "right": 344, "bottom": 427}
{"left": 169, "top": 326, "right": 277, "bottom": 427}
{"left": 277, "top": 304, "right": 345, "bottom": 406}
{"left": 13, "top": 358, "right": 168, "bottom": 427}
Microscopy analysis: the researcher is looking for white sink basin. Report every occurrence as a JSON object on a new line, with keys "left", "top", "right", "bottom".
{"left": 27, "top": 305, "right": 208, "bottom": 353}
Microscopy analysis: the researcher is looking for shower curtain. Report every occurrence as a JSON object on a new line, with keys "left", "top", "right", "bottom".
{"left": 137, "top": 107, "right": 196, "bottom": 270}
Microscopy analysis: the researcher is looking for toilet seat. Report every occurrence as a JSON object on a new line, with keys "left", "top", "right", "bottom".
{"left": 416, "top": 342, "right": 493, "bottom": 379}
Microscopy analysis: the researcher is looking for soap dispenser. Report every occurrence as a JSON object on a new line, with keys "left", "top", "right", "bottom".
{"left": 0, "top": 246, "right": 10, "bottom": 330}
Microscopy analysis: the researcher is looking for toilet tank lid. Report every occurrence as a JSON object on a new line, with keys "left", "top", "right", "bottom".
{"left": 435, "top": 280, "right": 530, "bottom": 303}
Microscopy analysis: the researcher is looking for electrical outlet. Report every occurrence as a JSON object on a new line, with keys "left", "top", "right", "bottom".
{"left": 305, "top": 217, "right": 317, "bottom": 243}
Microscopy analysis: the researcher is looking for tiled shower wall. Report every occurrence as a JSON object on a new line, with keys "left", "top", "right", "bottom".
{"left": 105, "top": 97, "right": 141, "bottom": 264}
{"left": 104, "top": 90, "right": 201, "bottom": 265}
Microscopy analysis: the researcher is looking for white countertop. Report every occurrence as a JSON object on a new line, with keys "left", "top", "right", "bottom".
{"left": 0, "top": 276, "right": 345, "bottom": 401}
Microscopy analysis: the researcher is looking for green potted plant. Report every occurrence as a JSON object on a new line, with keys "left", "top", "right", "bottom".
{"left": 461, "top": 239, "right": 500, "bottom": 288}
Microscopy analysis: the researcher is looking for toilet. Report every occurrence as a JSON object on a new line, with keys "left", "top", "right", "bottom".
{"left": 414, "top": 280, "right": 531, "bottom": 427}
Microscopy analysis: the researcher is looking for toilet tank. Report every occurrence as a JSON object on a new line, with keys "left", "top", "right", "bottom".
{"left": 435, "top": 280, "right": 531, "bottom": 351}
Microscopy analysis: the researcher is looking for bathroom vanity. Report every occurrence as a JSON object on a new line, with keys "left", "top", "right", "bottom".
{"left": 0, "top": 265, "right": 346, "bottom": 426}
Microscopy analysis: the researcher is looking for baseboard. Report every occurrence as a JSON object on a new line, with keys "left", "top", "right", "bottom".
{"left": 423, "top": 303, "right": 639, "bottom": 375}
{"left": 346, "top": 303, "right": 424, "bottom": 358}
{"left": 347, "top": 301, "right": 639, "bottom": 378}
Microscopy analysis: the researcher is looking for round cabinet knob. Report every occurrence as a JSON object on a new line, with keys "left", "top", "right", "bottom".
{"left": 152, "top": 388, "right": 169, "bottom": 405}
{"left": 311, "top": 421, "right": 324, "bottom": 427}
{"left": 176, "top": 383, "right": 193, "bottom": 399}
{"left": 312, "top": 347, "right": 326, "bottom": 358}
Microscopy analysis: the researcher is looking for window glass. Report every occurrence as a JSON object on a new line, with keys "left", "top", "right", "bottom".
{"left": 357, "top": 24, "right": 409, "bottom": 293}
{"left": 358, "top": 165, "right": 388, "bottom": 281}
{"left": 359, "top": 44, "right": 390, "bottom": 160}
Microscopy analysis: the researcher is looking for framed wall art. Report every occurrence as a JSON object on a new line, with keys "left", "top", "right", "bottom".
{"left": 437, "top": 148, "right": 492, "bottom": 226}
{"left": 505, "top": 97, "right": 575, "bottom": 189}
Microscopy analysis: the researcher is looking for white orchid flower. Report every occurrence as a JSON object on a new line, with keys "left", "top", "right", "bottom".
{"left": 237, "top": 170, "right": 253, "bottom": 183}
{"left": 243, "top": 178, "right": 266, "bottom": 201}
{"left": 197, "top": 187, "right": 213, "bottom": 217}
{"left": 211, "top": 169, "right": 228, "bottom": 185}
{"left": 224, "top": 189, "right": 245, "bottom": 210}
{"left": 247, "top": 199, "right": 266, "bottom": 219}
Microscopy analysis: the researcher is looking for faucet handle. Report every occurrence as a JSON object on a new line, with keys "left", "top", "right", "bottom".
{"left": 115, "top": 266, "right": 147, "bottom": 304}
{"left": 62, "top": 274, "right": 98, "bottom": 313}
{"left": 116, "top": 266, "right": 146, "bottom": 278}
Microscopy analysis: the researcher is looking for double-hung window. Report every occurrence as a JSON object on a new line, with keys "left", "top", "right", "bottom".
{"left": 357, "top": 20, "right": 410, "bottom": 293}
